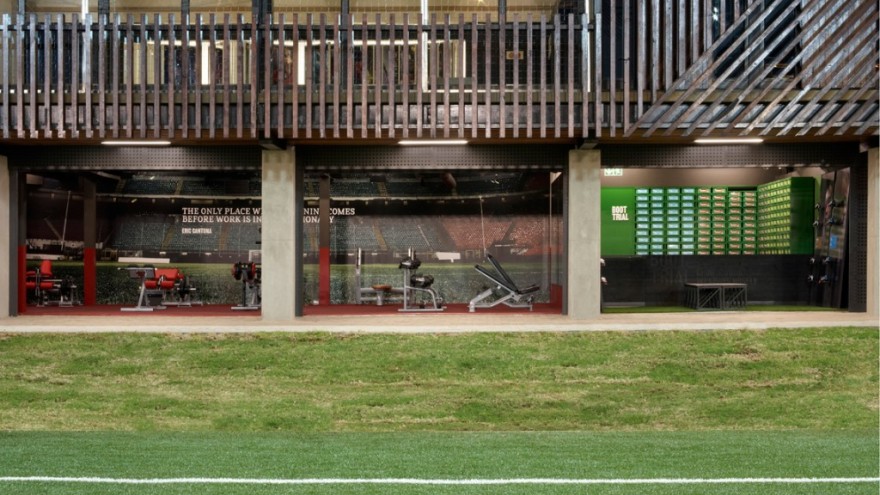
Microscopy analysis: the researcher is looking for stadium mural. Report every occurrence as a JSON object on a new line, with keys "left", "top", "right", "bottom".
{"left": 23, "top": 169, "right": 564, "bottom": 307}
{"left": 301, "top": 171, "right": 564, "bottom": 306}
{"left": 25, "top": 171, "right": 263, "bottom": 306}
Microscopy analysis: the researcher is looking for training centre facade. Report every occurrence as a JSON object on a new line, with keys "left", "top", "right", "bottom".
{"left": 0, "top": 0, "right": 878, "bottom": 320}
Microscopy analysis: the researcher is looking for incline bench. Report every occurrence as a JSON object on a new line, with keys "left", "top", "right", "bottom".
{"left": 469, "top": 254, "right": 540, "bottom": 312}
{"left": 684, "top": 282, "right": 747, "bottom": 310}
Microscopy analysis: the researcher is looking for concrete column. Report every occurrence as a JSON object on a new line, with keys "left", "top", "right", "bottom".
{"left": 261, "top": 148, "right": 298, "bottom": 321}
{"left": 567, "top": 149, "right": 601, "bottom": 319}
{"left": 867, "top": 148, "right": 879, "bottom": 319}
{"left": 0, "top": 156, "right": 9, "bottom": 317}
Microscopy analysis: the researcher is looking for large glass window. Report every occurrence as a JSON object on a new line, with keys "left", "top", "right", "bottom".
{"left": 24, "top": 170, "right": 262, "bottom": 306}
{"left": 301, "top": 170, "right": 564, "bottom": 308}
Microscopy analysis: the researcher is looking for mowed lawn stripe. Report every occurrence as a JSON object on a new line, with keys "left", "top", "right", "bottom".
{"left": 1, "top": 476, "right": 878, "bottom": 484}
{"left": 0, "top": 328, "right": 876, "bottom": 432}
{"left": 1, "top": 431, "right": 876, "bottom": 478}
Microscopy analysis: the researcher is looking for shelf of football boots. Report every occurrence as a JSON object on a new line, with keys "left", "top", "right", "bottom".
{"left": 756, "top": 177, "right": 815, "bottom": 255}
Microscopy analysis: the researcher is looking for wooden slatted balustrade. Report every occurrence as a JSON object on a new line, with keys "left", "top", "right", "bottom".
{"left": 0, "top": 0, "right": 875, "bottom": 143}
{"left": 0, "top": 13, "right": 587, "bottom": 141}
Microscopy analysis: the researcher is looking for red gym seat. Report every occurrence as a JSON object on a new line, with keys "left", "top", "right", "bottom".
{"left": 24, "top": 260, "right": 57, "bottom": 305}
{"left": 143, "top": 268, "right": 181, "bottom": 291}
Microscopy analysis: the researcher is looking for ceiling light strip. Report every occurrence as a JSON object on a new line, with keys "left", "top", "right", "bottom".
{"left": 101, "top": 140, "right": 172, "bottom": 146}
{"left": 694, "top": 138, "right": 763, "bottom": 144}
{"left": 398, "top": 140, "right": 468, "bottom": 146}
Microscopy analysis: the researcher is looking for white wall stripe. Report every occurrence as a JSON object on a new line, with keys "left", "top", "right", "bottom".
{"left": 0, "top": 477, "right": 877, "bottom": 485}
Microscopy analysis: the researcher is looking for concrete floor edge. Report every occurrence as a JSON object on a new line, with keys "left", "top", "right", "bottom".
{"left": 0, "top": 311, "right": 877, "bottom": 333}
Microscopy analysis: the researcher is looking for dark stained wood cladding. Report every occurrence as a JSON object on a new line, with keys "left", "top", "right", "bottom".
{"left": 623, "top": 0, "right": 879, "bottom": 139}
{"left": 0, "top": 2, "right": 876, "bottom": 143}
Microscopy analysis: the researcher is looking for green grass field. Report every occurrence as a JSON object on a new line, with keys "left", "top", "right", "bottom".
{"left": 0, "top": 431, "right": 876, "bottom": 494}
{"left": 0, "top": 328, "right": 877, "bottom": 494}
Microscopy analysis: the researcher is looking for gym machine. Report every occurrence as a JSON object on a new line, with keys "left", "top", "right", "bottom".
{"left": 24, "top": 260, "right": 80, "bottom": 307}
{"left": 121, "top": 266, "right": 165, "bottom": 312}
{"left": 231, "top": 262, "right": 261, "bottom": 311}
{"left": 398, "top": 249, "right": 444, "bottom": 312}
{"left": 149, "top": 268, "right": 202, "bottom": 307}
{"left": 354, "top": 248, "right": 402, "bottom": 306}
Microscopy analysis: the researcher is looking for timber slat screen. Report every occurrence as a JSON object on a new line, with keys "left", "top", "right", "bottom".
{"left": 0, "top": 0, "right": 876, "bottom": 142}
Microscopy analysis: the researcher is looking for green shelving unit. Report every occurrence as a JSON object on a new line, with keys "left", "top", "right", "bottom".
{"left": 756, "top": 177, "right": 816, "bottom": 254}
{"left": 726, "top": 189, "right": 758, "bottom": 255}
{"left": 696, "top": 187, "right": 712, "bottom": 255}
{"left": 649, "top": 187, "right": 666, "bottom": 255}
{"left": 635, "top": 186, "right": 757, "bottom": 255}
{"left": 710, "top": 187, "right": 728, "bottom": 255}
{"left": 607, "top": 180, "right": 813, "bottom": 257}
{"left": 666, "top": 187, "right": 697, "bottom": 255}
{"left": 633, "top": 187, "right": 651, "bottom": 255}
{"left": 695, "top": 186, "right": 732, "bottom": 255}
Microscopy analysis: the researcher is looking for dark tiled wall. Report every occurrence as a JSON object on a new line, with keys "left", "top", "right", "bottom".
{"left": 603, "top": 255, "right": 812, "bottom": 306}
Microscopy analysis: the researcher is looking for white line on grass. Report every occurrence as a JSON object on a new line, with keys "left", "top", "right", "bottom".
{"left": 1, "top": 477, "right": 878, "bottom": 485}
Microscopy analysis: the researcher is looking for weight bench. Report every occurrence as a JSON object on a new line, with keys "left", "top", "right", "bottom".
{"left": 144, "top": 268, "right": 202, "bottom": 307}
{"left": 469, "top": 254, "right": 540, "bottom": 312}
{"left": 684, "top": 282, "right": 747, "bottom": 310}
{"left": 121, "top": 266, "right": 165, "bottom": 312}
{"left": 24, "top": 259, "right": 79, "bottom": 307}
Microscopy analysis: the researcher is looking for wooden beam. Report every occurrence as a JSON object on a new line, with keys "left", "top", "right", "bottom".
{"left": 292, "top": 14, "right": 300, "bottom": 138}
{"left": 95, "top": 14, "right": 102, "bottom": 138}
{"left": 0, "top": 16, "right": 6, "bottom": 139}
{"left": 318, "top": 13, "right": 327, "bottom": 138}
{"left": 745, "top": 1, "right": 875, "bottom": 136}
{"left": 389, "top": 14, "right": 397, "bottom": 138}
{"left": 520, "top": 14, "right": 527, "bottom": 138}
{"left": 361, "top": 15, "right": 368, "bottom": 138}
{"left": 43, "top": 14, "right": 51, "bottom": 137}
{"left": 457, "top": 15, "right": 464, "bottom": 138}
{"left": 346, "top": 13, "right": 354, "bottom": 138}
{"left": 277, "top": 14, "right": 286, "bottom": 138}
{"left": 222, "top": 15, "right": 230, "bottom": 138}
{"left": 182, "top": 14, "right": 190, "bottom": 138}
{"left": 567, "top": 13, "right": 574, "bottom": 137}
{"left": 209, "top": 14, "right": 217, "bottom": 139}
{"left": 498, "top": 13, "right": 506, "bottom": 138}
{"left": 167, "top": 14, "right": 175, "bottom": 138}
{"left": 194, "top": 14, "right": 202, "bottom": 138}
{"left": 483, "top": 14, "right": 491, "bottom": 138}
{"left": 539, "top": 14, "right": 546, "bottom": 138}
{"left": 697, "top": 0, "right": 853, "bottom": 137}
{"left": 56, "top": 15, "right": 64, "bottom": 137}
{"left": 400, "top": 14, "right": 409, "bottom": 138}
{"left": 264, "top": 14, "right": 273, "bottom": 139}
{"left": 512, "top": 14, "right": 519, "bottom": 138}
{"left": 305, "top": 14, "right": 313, "bottom": 138}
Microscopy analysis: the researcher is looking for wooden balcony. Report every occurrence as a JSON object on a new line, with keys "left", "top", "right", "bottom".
{"left": 0, "top": 0, "right": 876, "bottom": 144}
